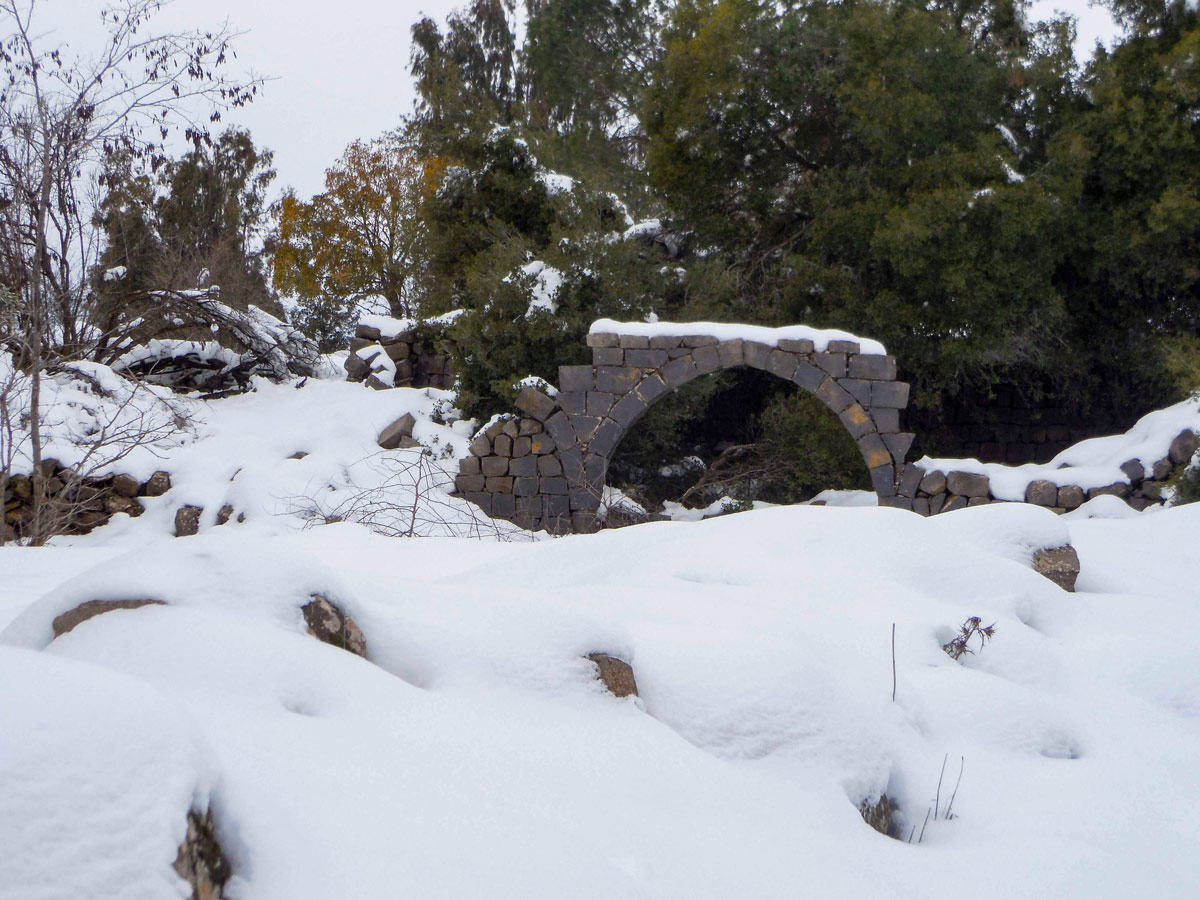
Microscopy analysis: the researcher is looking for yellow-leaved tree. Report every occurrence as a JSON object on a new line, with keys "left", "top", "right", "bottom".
{"left": 274, "top": 132, "right": 427, "bottom": 349}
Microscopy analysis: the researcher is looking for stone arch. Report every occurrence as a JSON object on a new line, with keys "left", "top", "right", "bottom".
{"left": 454, "top": 326, "right": 920, "bottom": 533}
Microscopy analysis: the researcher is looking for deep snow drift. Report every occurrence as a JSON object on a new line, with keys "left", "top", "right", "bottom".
{"left": 2, "top": 377, "right": 1199, "bottom": 900}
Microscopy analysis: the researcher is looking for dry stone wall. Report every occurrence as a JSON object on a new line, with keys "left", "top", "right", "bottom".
{"left": 2, "top": 464, "right": 171, "bottom": 542}
{"left": 344, "top": 322, "right": 455, "bottom": 391}
{"left": 454, "top": 328, "right": 918, "bottom": 533}
{"left": 897, "top": 428, "right": 1199, "bottom": 515}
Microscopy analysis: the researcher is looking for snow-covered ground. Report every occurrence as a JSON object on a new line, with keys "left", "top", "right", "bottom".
{"left": 2, "top": 375, "right": 1199, "bottom": 899}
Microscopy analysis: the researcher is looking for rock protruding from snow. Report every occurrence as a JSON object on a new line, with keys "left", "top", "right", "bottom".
{"left": 51, "top": 598, "right": 167, "bottom": 638}
{"left": 174, "top": 505, "right": 204, "bottom": 538}
{"left": 587, "top": 653, "right": 638, "bottom": 698}
{"left": 378, "top": 413, "right": 420, "bottom": 450}
{"left": 1032, "top": 546, "right": 1081, "bottom": 592}
{"left": 302, "top": 595, "right": 368, "bottom": 658}
{"left": 173, "top": 807, "right": 231, "bottom": 900}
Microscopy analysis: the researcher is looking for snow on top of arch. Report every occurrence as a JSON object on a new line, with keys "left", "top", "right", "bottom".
{"left": 589, "top": 319, "right": 887, "bottom": 356}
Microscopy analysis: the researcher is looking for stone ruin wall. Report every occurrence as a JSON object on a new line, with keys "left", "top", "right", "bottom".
{"left": 454, "top": 330, "right": 917, "bottom": 534}
{"left": 344, "top": 322, "right": 454, "bottom": 391}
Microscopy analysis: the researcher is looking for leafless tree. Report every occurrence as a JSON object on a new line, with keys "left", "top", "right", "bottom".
{"left": 0, "top": 0, "right": 262, "bottom": 539}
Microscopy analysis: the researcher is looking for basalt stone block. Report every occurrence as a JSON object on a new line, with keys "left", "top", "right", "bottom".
{"left": 459, "top": 456, "right": 481, "bottom": 476}
{"left": 913, "top": 497, "right": 930, "bottom": 516}
{"left": 1168, "top": 429, "right": 1198, "bottom": 465}
{"left": 509, "top": 456, "right": 537, "bottom": 477}
{"left": 649, "top": 334, "right": 683, "bottom": 350}
{"left": 559, "top": 365, "right": 595, "bottom": 392}
{"left": 545, "top": 494, "right": 571, "bottom": 518}
{"left": 355, "top": 323, "right": 383, "bottom": 341}
{"left": 667, "top": 348, "right": 691, "bottom": 359}
{"left": 519, "top": 418, "right": 544, "bottom": 436}
{"left": 778, "top": 338, "right": 815, "bottom": 354}
{"left": 512, "top": 436, "right": 532, "bottom": 458}
{"left": 1057, "top": 485, "right": 1085, "bottom": 509}
{"left": 456, "top": 474, "right": 486, "bottom": 493}
{"left": 792, "top": 360, "right": 825, "bottom": 393}
{"left": 1120, "top": 459, "right": 1145, "bottom": 482}
{"left": 882, "top": 432, "right": 915, "bottom": 465}
{"left": 52, "top": 598, "right": 166, "bottom": 638}
{"left": 626, "top": 348, "right": 669, "bottom": 368}
{"left": 871, "top": 381, "right": 910, "bottom": 409}
{"left": 465, "top": 492, "right": 493, "bottom": 515}
{"left": 839, "top": 403, "right": 874, "bottom": 440}
{"left": 840, "top": 378, "right": 873, "bottom": 407}
{"left": 545, "top": 412, "right": 578, "bottom": 450}
{"left": 593, "top": 347, "right": 625, "bottom": 366}
{"left": 1025, "top": 479, "right": 1058, "bottom": 506}
{"left": 559, "top": 448, "right": 585, "bottom": 485}
{"left": 1087, "top": 482, "right": 1131, "bottom": 500}
{"left": 636, "top": 373, "right": 669, "bottom": 403}
{"left": 693, "top": 343, "right": 721, "bottom": 374}
{"left": 587, "top": 332, "right": 619, "bottom": 348}
{"left": 485, "top": 476, "right": 514, "bottom": 493}
{"left": 968, "top": 496, "right": 990, "bottom": 507}
{"left": 572, "top": 510, "right": 601, "bottom": 533}
{"left": 816, "top": 377, "right": 854, "bottom": 413}
{"left": 717, "top": 339, "right": 744, "bottom": 367}
{"left": 610, "top": 393, "right": 647, "bottom": 428}
{"left": 870, "top": 465, "right": 897, "bottom": 498}
{"left": 946, "top": 471, "right": 990, "bottom": 498}
{"left": 585, "top": 454, "right": 607, "bottom": 486}
{"left": 590, "top": 418, "right": 624, "bottom": 456}
{"left": 142, "top": 471, "right": 172, "bottom": 497}
{"left": 379, "top": 415, "right": 422, "bottom": 451}
{"left": 918, "top": 470, "right": 946, "bottom": 496}
{"left": 848, "top": 354, "right": 897, "bottom": 381}
{"left": 681, "top": 335, "right": 719, "bottom": 347}
{"left": 661, "top": 355, "right": 698, "bottom": 388}
{"left": 557, "top": 391, "right": 586, "bottom": 416}
{"left": 502, "top": 419, "right": 520, "bottom": 439}
{"left": 1032, "top": 545, "right": 1080, "bottom": 592}
{"left": 828, "top": 340, "right": 860, "bottom": 354}
{"left": 529, "top": 433, "right": 556, "bottom": 455}
{"left": 879, "top": 496, "right": 911, "bottom": 510}
{"left": 743, "top": 341, "right": 771, "bottom": 370}
{"left": 587, "top": 391, "right": 615, "bottom": 417}
{"left": 928, "top": 492, "right": 946, "bottom": 515}
{"left": 767, "top": 349, "right": 799, "bottom": 380}
{"left": 493, "top": 434, "right": 513, "bottom": 457}
{"left": 814, "top": 352, "right": 848, "bottom": 378}
{"left": 1152, "top": 457, "right": 1173, "bottom": 480}
{"left": 515, "top": 386, "right": 557, "bottom": 422}
{"left": 513, "top": 477, "right": 539, "bottom": 497}
{"left": 570, "top": 490, "right": 600, "bottom": 512}
{"left": 537, "top": 455, "right": 563, "bottom": 477}
{"left": 111, "top": 474, "right": 140, "bottom": 499}
{"left": 570, "top": 415, "right": 603, "bottom": 442}
{"left": 174, "top": 505, "right": 203, "bottom": 537}
{"left": 302, "top": 595, "right": 368, "bottom": 658}
{"left": 898, "top": 463, "right": 925, "bottom": 498}
{"left": 539, "top": 476, "right": 569, "bottom": 495}
{"left": 618, "top": 334, "right": 651, "bottom": 349}
{"left": 942, "top": 495, "right": 968, "bottom": 513}
{"left": 587, "top": 653, "right": 639, "bottom": 698}
{"left": 597, "top": 366, "right": 640, "bottom": 394}
{"left": 516, "top": 496, "right": 544, "bottom": 520}
{"left": 492, "top": 492, "right": 515, "bottom": 518}
{"left": 484, "top": 419, "right": 508, "bottom": 439}
{"left": 858, "top": 433, "right": 892, "bottom": 470}
{"left": 873, "top": 408, "right": 900, "bottom": 434}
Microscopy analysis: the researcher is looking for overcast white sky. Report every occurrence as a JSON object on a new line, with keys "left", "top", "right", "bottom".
{"left": 28, "top": 0, "right": 1120, "bottom": 201}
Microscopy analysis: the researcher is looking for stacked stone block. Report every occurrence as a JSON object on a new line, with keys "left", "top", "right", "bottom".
{"left": 897, "top": 427, "right": 1199, "bottom": 515}
{"left": 455, "top": 329, "right": 917, "bottom": 534}
{"left": 344, "top": 322, "right": 455, "bottom": 391}
{"left": 3, "top": 463, "right": 170, "bottom": 542}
